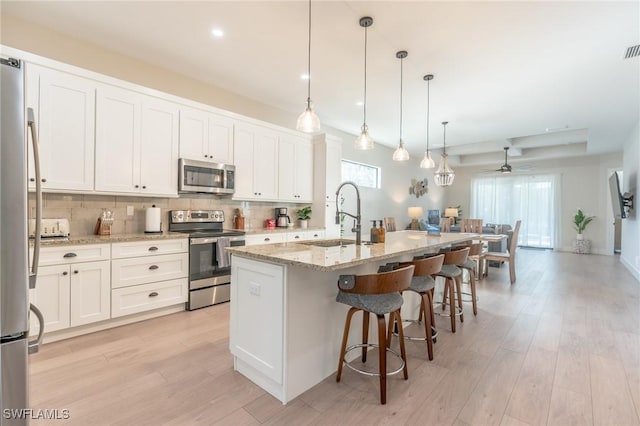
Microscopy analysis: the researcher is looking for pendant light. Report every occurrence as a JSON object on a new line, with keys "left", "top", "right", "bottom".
{"left": 434, "top": 121, "right": 455, "bottom": 186}
{"left": 296, "top": 0, "right": 320, "bottom": 133}
{"left": 392, "top": 50, "right": 410, "bottom": 161}
{"left": 419, "top": 74, "right": 436, "bottom": 169}
{"left": 354, "top": 16, "right": 374, "bottom": 150}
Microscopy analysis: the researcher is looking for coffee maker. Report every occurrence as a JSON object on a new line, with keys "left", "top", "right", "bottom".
{"left": 275, "top": 207, "right": 290, "bottom": 228}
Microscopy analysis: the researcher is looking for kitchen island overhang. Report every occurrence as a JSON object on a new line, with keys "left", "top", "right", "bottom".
{"left": 226, "top": 231, "right": 478, "bottom": 404}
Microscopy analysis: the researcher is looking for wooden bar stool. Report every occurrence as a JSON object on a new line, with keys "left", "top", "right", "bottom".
{"left": 393, "top": 254, "right": 445, "bottom": 361}
{"left": 335, "top": 265, "right": 415, "bottom": 405}
{"left": 433, "top": 247, "right": 470, "bottom": 333}
{"left": 455, "top": 242, "right": 483, "bottom": 315}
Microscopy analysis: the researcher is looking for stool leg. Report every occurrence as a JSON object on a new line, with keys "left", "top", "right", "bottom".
{"left": 470, "top": 270, "right": 478, "bottom": 316}
{"left": 386, "top": 311, "right": 395, "bottom": 349}
{"left": 362, "top": 310, "right": 370, "bottom": 363}
{"left": 336, "top": 307, "right": 358, "bottom": 382}
{"left": 448, "top": 278, "right": 456, "bottom": 333}
{"left": 442, "top": 281, "right": 448, "bottom": 311}
{"left": 456, "top": 276, "right": 464, "bottom": 323}
{"left": 422, "top": 294, "right": 434, "bottom": 360}
{"left": 395, "top": 310, "right": 409, "bottom": 379}
{"left": 377, "top": 314, "right": 387, "bottom": 405}
{"left": 428, "top": 289, "right": 437, "bottom": 343}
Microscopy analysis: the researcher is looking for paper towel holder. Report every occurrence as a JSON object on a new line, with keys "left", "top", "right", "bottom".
{"left": 144, "top": 205, "right": 163, "bottom": 234}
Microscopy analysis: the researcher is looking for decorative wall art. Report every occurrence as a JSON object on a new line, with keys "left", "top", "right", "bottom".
{"left": 409, "top": 178, "right": 429, "bottom": 198}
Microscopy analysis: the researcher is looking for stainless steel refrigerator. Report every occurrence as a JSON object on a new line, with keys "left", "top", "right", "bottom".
{"left": 1, "top": 56, "right": 44, "bottom": 425}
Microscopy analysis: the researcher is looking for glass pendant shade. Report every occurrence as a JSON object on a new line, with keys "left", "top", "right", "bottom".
{"left": 355, "top": 124, "right": 374, "bottom": 150}
{"left": 434, "top": 121, "right": 455, "bottom": 186}
{"left": 297, "top": 0, "right": 320, "bottom": 133}
{"left": 419, "top": 151, "right": 436, "bottom": 169}
{"left": 392, "top": 140, "right": 410, "bottom": 161}
{"left": 296, "top": 103, "right": 320, "bottom": 133}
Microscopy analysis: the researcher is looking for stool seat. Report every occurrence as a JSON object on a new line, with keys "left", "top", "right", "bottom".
{"left": 460, "top": 258, "right": 476, "bottom": 270}
{"left": 436, "top": 264, "right": 462, "bottom": 278}
{"left": 408, "top": 275, "right": 436, "bottom": 293}
{"left": 336, "top": 292, "right": 404, "bottom": 316}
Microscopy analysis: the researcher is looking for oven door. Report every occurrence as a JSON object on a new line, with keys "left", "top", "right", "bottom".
{"left": 189, "top": 236, "right": 245, "bottom": 285}
{"left": 179, "top": 158, "right": 235, "bottom": 195}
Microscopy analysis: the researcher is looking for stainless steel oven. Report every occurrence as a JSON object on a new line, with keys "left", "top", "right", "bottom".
{"left": 168, "top": 210, "right": 245, "bottom": 310}
{"left": 178, "top": 158, "right": 235, "bottom": 195}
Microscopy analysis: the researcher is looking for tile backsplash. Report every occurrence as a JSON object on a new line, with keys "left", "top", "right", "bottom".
{"left": 29, "top": 193, "right": 303, "bottom": 236}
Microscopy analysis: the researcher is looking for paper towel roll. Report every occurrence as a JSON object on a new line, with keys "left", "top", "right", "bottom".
{"left": 145, "top": 206, "right": 162, "bottom": 233}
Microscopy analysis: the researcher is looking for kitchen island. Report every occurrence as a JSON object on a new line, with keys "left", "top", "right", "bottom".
{"left": 227, "top": 231, "right": 477, "bottom": 404}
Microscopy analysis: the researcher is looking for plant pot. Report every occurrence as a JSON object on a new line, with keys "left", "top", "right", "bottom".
{"left": 576, "top": 233, "right": 584, "bottom": 241}
{"left": 299, "top": 220, "right": 308, "bottom": 229}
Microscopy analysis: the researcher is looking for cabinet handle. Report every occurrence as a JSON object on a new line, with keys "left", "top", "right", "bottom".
{"left": 62, "top": 271, "right": 68, "bottom": 276}
{"left": 264, "top": 238, "right": 270, "bottom": 242}
{"left": 30, "top": 178, "right": 35, "bottom": 182}
{"left": 294, "top": 235, "right": 300, "bottom": 239}
{"left": 142, "top": 185, "right": 146, "bottom": 189}
{"left": 148, "top": 292, "right": 159, "bottom": 297}
{"left": 135, "top": 185, "right": 139, "bottom": 188}
{"left": 148, "top": 246, "right": 159, "bottom": 251}
{"left": 314, "top": 234, "right": 318, "bottom": 237}
{"left": 73, "top": 270, "right": 79, "bottom": 274}
{"left": 149, "top": 265, "right": 159, "bottom": 270}
{"left": 63, "top": 252, "right": 77, "bottom": 258}
{"left": 204, "top": 154, "right": 208, "bottom": 158}
{"left": 41, "top": 178, "right": 47, "bottom": 183}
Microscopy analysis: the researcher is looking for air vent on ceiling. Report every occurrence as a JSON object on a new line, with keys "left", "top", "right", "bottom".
{"left": 624, "top": 44, "right": 640, "bottom": 59}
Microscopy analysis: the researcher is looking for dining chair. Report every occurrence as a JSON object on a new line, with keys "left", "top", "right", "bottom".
{"left": 439, "top": 218, "right": 451, "bottom": 233}
{"left": 483, "top": 220, "right": 521, "bottom": 284}
{"left": 384, "top": 217, "right": 397, "bottom": 232}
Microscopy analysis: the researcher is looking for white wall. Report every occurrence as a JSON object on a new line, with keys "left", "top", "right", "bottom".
{"left": 621, "top": 121, "right": 640, "bottom": 281}
{"left": 444, "top": 153, "right": 623, "bottom": 254}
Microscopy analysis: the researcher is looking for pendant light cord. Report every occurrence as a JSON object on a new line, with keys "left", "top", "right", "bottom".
{"left": 306, "top": 0, "right": 312, "bottom": 107}
{"left": 363, "top": 24, "right": 368, "bottom": 125}
{"left": 399, "top": 56, "right": 403, "bottom": 143}
{"left": 426, "top": 79, "right": 430, "bottom": 152}
{"left": 443, "top": 122, "right": 447, "bottom": 154}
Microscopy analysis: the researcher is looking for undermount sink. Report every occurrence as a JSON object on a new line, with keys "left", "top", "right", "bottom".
{"left": 298, "top": 239, "right": 356, "bottom": 247}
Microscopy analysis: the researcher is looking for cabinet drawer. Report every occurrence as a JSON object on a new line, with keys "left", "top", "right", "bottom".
{"left": 286, "top": 230, "right": 325, "bottom": 242}
{"left": 245, "top": 233, "right": 286, "bottom": 246}
{"left": 111, "top": 278, "right": 187, "bottom": 318}
{"left": 111, "top": 253, "right": 188, "bottom": 289}
{"left": 38, "top": 244, "right": 110, "bottom": 266}
{"left": 111, "top": 238, "right": 188, "bottom": 258}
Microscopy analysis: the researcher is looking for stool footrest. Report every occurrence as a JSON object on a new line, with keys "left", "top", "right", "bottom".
{"left": 342, "top": 344, "right": 405, "bottom": 377}
{"left": 434, "top": 302, "right": 463, "bottom": 317}
{"left": 391, "top": 320, "right": 438, "bottom": 341}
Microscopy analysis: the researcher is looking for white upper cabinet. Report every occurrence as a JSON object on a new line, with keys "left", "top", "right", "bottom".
{"left": 95, "top": 85, "right": 178, "bottom": 196}
{"left": 179, "top": 107, "right": 234, "bottom": 164}
{"left": 278, "top": 135, "right": 313, "bottom": 203}
{"left": 26, "top": 64, "right": 95, "bottom": 192}
{"left": 233, "top": 123, "right": 278, "bottom": 200}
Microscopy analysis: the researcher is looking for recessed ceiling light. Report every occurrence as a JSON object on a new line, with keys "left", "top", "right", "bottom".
{"left": 300, "top": 74, "right": 309, "bottom": 80}
{"left": 211, "top": 28, "right": 224, "bottom": 38}
{"left": 545, "top": 125, "right": 569, "bottom": 132}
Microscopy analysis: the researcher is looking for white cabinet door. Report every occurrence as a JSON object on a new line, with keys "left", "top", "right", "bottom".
{"left": 294, "top": 138, "right": 313, "bottom": 202}
{"left": 95, "top": 85, "right": 141, "bottom": 193}
{"left": 29, "top": 65, "right": 96, "bottom": 191}
{"left": 70, "top": 260, "right": 110, "bottom": 327}
{"left": 232, "top": 124, "right": 255, "bottom": 199}
{"left": 230, "top": 257, "right": 284, "bottom": 384}
{"left": 208, "top": 114, "right": 234, "bottom": 164}
{"left": 253, "top": 128, "right": 278, "bottom": 200}
{"left": 277, "top": 137, "right": 296, "bottom": 201}
{"left": 179, "top": 107, "right": 234, "bottom": 165}
{"left": 32, "top": 264, "right": 70, "bottom": 333}
{"left": 140, "top": 96, "right": 179, "bottom": 196}
{"left": 178, "top": 107, "right": 209, "bottom": 161}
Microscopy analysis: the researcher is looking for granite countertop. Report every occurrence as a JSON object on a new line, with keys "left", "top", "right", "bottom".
{"left": 227, "top": 231, "right": 479, "bottom": 271}
{"left": 243, "top": 227, "right": 325, "bottom": 235}
{"left": 36, "top": 232, "right": 188, "bottom": 247}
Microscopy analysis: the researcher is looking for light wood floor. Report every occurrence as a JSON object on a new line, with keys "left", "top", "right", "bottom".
{"left": 30, "top": 249, "right": 640, "bottom": 425}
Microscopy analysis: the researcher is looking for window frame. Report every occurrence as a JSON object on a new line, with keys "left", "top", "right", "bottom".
{"left": 340, "top": 159, "right": 381, "bottom": 189}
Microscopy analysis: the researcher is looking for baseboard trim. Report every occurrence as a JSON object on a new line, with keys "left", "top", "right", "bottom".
{"left": 621, "top": 256, "right": 640, "bottom": 283}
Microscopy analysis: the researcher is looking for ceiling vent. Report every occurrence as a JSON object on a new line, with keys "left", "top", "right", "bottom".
{"left": 624, "top": 44, "right": 640, "bottom": 59}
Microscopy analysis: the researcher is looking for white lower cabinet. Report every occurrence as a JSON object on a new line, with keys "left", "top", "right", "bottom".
{"left": 230, "top": 256, "right": 284, "bottom": 385}
{"left": 286, "top": 230, "right": 325, "bottom": 242}
{"left": 246, "top": 230, "right": 325, "bottom": 246}
{"left": 110, "top": 239, "right": 188, "bottom": 318}
{"left": 31, "top": 259, "right": 110, "bottom": 334}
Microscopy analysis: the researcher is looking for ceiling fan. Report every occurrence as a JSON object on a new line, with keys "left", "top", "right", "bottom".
{"left": 495, "top": 147, "right": 512, "bottom": 173}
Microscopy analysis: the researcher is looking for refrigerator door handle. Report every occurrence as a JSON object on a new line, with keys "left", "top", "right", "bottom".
{"left": 28, "top": 303, "right": 44, "bottom": 354}
{"left": 27, "top": 107, "right": 42, "bottom": 289}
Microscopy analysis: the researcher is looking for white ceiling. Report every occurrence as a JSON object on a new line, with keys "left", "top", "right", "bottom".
{"left": 4, "top": 1, "right": 639, "bottom": 167}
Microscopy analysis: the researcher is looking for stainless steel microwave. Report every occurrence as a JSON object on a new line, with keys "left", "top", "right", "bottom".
{"left": 178, "top": 159, "right": 235, "bottom": 195}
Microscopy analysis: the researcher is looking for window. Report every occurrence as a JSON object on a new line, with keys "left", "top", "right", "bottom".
{"left": 470, "top": 174, "right": 560, "bottom": 248}
{"left": 341, "top": 159, "right": 380, "bottom": 189}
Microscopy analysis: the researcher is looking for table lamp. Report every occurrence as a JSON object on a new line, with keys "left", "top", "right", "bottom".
{"left": 408, "top": 206, "right": 424, "bottom": 230}
{"left": 444, "top": 208, "right": 458, "bottom": 225}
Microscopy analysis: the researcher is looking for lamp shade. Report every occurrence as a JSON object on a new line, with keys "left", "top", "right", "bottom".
{"left": 444, "top": 208, "right": 458, "bottom": 218}
{"left": 408, "top": 206, "right": 424, "bottom": 219}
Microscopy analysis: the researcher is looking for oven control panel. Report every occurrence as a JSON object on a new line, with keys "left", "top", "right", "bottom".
{"left": 170, "top": 210, "right": 224, "bottom": 223}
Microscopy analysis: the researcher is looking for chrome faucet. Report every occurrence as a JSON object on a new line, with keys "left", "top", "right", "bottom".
{"left": 335, "top": 181, "right": 362, "bottom": 245}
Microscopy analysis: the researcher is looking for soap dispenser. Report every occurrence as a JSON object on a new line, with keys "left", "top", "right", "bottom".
{"left": 378, "top": 220, "right": 385, "bottom": 243}
{"left": 370, "top": 220, "right": 379, "bottom": 243}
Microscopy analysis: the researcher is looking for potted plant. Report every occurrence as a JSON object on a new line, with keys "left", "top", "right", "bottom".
{"left": 573, "top": 209, "right": 595, "bottom": 240}
{"left": 297, "top": 206, "right": 312, "bottom": 229}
